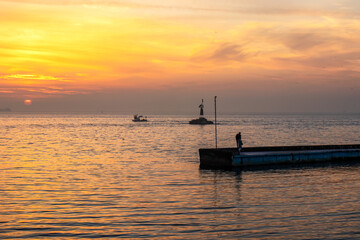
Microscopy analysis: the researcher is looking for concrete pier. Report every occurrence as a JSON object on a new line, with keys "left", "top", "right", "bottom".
{"left": 199, "top": 144, "right": 360, "bottom": 169}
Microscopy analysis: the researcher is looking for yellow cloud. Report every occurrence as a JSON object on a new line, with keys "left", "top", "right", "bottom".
{"left": 1, "top": 0, "right": 360, "bottom": 100}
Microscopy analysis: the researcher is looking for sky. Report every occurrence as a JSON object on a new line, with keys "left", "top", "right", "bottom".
{"left": 0, "top": 0, "right": 359, "bottom": 113}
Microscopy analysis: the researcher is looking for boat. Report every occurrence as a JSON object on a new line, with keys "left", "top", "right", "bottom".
{"left": 189, "top": 99, "right": 213, "bottom": 125}
{"left": 132, "top": 114, "right": 148, "bottom": 122}
{"left": 189, "top": 117, "right": 214, "bottom": 125}
{"left": 199, "top": 144, "right": 360, "bottom": 169}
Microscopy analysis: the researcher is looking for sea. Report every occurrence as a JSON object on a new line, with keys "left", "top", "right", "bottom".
{"left": 1, "top": 113, "right": 360, "bottom": 239}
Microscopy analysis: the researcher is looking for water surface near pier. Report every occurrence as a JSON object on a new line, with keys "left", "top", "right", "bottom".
{"left": 1, "top": 113, "right": 360, "bottom": 239}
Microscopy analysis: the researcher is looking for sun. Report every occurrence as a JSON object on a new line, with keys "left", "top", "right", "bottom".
{"left": 24, "top": 99, "right": 32, "bottom": 105}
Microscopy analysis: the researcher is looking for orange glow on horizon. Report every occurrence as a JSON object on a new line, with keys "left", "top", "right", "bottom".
{"left": 24, "top": 99, "right": 32, "bottom": 105}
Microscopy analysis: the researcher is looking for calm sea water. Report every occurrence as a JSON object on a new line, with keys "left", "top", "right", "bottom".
{"left": 1, "top": 113, "right": 360, "bottom": 239}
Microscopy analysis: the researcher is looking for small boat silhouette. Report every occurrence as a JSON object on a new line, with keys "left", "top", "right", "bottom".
{"left": 132, "top": 114, "right": 148, "bottom": 122}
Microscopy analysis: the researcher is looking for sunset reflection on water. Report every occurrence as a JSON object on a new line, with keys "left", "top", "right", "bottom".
{"left": 1, "top": 113, "right": 360, "bottom": 239}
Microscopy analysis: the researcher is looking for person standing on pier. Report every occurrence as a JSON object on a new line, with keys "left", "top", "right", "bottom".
{"left": 236, "top": 132, "right": 243, "bottom": 153}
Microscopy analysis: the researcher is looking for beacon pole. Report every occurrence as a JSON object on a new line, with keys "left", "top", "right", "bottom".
{"left": 214, "top": 96, "right": 217, "bottom": 149}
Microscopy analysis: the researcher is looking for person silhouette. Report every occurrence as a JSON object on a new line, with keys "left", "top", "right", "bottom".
{"left": 236, "top": 132, "right": 243, "bottom": 153}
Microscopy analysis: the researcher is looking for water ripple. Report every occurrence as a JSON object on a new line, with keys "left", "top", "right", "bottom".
{"left": 1, "top": 114, "right": 360, "bottom": 239}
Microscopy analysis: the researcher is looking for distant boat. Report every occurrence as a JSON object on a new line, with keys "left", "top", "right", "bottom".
{"left": 132, "top": 114, "right": 148, "bottom": 122}
{"left": 189, "top": 117, "right": 214, "bottom": 125}
{"left": 189, "top": 99, "right": 213, "bottom": 125}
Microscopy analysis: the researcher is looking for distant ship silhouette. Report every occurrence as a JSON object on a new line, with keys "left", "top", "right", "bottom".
{"left": 189, "top": 99, "right": 213, "bottom": 125}
{"left": 132, "top": 114, "right": 148, "bottom": 122}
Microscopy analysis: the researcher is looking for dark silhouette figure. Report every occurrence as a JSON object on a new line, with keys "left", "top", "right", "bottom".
{"left": 199, "top": 99, "right": 204, "bottom": 116}
{"left": 236, "top": 132, "right": 243, "bottom": 153}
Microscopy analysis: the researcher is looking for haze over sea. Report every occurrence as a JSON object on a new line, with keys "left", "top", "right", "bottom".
{"left": 1, "top": 113, "right": 360, "bottom": 239}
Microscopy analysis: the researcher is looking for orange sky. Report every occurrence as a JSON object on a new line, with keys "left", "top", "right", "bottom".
{"left": 0, "top": 0, "right": 359, "bottom": 112}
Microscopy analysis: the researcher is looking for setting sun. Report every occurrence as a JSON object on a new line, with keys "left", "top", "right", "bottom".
{"left": 24, "top": 99, "right": 32, "bottom": 106}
